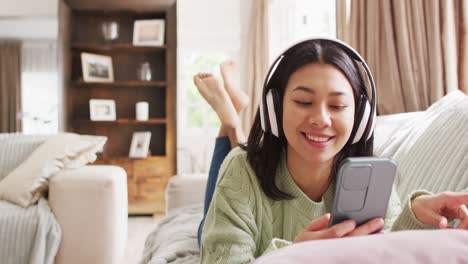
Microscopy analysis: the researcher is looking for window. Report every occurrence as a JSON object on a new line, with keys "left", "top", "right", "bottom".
{"left": 269, "top": 0, "right": 336, "bottom": 62}
{"left": 181, "top": 52, "right": 228, "bottom": 131}
{"left": 21, "top": 42, "right": 58, "bottom": 134}
{"left": 176, "top": 0, "right": 335, "bottom": 174}
{"left": 21, "top": 72, "right": 58, "bottom": 134}
{"left": 177, "top": 51, "right": 237, "bottom": 173}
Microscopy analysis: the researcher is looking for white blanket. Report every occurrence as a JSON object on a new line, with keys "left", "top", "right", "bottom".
{"left": 140, "top": 204, "right": 202, "bottom": 264}
{"left": 0, "top": 198, "right": 61, "bottom": 264}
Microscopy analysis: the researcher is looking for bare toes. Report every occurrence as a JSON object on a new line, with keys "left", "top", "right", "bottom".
{"left": 198, "top": 73, "right": 211, "bottom": 79}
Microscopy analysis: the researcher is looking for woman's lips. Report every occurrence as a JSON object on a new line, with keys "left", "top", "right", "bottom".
{"left": 302, "top": 132, "right": 334, "bottom": 149}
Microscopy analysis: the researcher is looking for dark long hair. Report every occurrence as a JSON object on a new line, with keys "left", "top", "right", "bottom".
{"left": 242, "top": 39, "right": 374, "bottom": 200}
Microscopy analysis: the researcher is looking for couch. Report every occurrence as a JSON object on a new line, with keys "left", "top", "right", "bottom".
{"left": 50, "top": 165, "right": 128, "bottom": 264}
{"left": 0, "top": 133, "right": 128, "bottom": 264}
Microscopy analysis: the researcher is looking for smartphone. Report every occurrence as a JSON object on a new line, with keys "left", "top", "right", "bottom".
{"left": 329, "top": 157, "right": 397, "bottom": 228}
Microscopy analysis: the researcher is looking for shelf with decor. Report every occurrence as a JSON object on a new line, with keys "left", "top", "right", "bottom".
{"left": 59, "top": 0, "right": 177, "bottom": 216}
{"left": 75, "top": 118, "right": 167, "bottom": 125}
{"left": 71, "top": 80, "right": 167, "bottom": 88}
{"left": 72, "top": 43, "right": 167, "bottom": 52}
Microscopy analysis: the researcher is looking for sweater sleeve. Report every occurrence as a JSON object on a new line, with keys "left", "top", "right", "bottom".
{"left": 262, "top": 238, "right": 292, "bottom": 255}
{"left": 391, "top": 190, "right": 435, "bottom": 231}
{"left": 383, "top": 185, "right": 434, "bottom": 232}
{"left": 200, "top": 151, "right": 260, "bottom": 264}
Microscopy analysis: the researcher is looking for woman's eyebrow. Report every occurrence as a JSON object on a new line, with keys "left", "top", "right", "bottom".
{"left": 293, "top": 86, "right": 315, "bottom": 93}
{"left": 329, "top": 91, "right": 349, "bottom": 97}
{"left": 293, "top": 86, "right": 350, "bottom": 97}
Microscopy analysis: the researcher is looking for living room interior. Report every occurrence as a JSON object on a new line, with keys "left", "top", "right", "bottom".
{"left": 0, "top": 0, "right": 467, "bottom": 264}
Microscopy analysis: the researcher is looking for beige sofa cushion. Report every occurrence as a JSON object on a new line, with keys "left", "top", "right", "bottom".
{"left": 0, "top": 133, "right": 107, "bottom": 207}
{"left": 165, "top": 174, "right": 208, "bottom": 214}
{"left": 49, "top": 165, "right": 127, "bottom": 264}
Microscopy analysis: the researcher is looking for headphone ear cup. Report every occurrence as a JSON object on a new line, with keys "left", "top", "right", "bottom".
{"left": 266, "top": 89, "right": 279, "bottom": 137}
{"left": 260, "top": 92, "right": 267, "bottom": 132}
{"left": 352, "top": 96, "right": 371, "bottom": 144}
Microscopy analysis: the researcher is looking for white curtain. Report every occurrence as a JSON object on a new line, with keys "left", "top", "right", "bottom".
{"left": 240, "top": 0, "right": 270, "bottom": 136}
{"left": 21, "top": 41, "right": 59, "bottom": 134}
{"left": 22, "top": 41, "right": 57, "bottom": 72}
{"left": 270, "top": 0, "right": 336, "bottom": 60}
{"left": 241, "top": 0, "right": 336, "bottom": 135}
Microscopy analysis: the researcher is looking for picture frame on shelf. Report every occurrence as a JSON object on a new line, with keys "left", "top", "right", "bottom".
{"left": 81, "top": 52, "right": 114, "bottom": 82}
{"left": 89, "top": 99, "right": 116, "bottom": 121}
{"left": 133, "top": 19, "right": 165, "bottom": 46}
{"left": 129, "top": 131, "right": 152, "bottom": 158}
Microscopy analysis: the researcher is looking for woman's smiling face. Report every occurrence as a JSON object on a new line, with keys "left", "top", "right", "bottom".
{"left": 282, "top": 63, "right": 356, "bottom": 165}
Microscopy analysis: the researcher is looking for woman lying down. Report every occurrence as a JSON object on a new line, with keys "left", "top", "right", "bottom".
{"left": 192, "top": 38, "right": 468, "bottom": 264}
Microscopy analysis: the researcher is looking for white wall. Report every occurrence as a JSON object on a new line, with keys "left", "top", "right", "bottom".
{"left": 0, "top": 0, "right": 58, "bottom": 40}
{"left": 0, "top": 0, "right": 58, "bottom": 17}
{"left": 0, "top": 0, "right": 59, "bottom": 135}
{"left": 177, "top": 0, "right": 242, "bottom": 51}
{"left": 0, "top": 18, "right": 58, "bottom": 39}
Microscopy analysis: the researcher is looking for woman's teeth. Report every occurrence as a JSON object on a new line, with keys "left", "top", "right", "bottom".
{"left": 305, "top": 134, "right": 330, "bottom": 142}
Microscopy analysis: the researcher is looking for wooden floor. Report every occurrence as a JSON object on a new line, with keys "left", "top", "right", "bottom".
{"left": 124, "top": 216, "right": 161, "bottom": 264}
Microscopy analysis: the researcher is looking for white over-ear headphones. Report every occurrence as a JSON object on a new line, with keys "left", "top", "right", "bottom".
{"left": 259, "top": 38, "right": 376, "bottom": 144}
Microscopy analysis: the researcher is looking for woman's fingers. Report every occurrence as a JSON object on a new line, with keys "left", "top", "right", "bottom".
{"left": 449, "top": 192, "right": 468, "bottom": 206}
{"left": 437, "top": 192, "right": 468, "bottom": 228}
{"left": 413, "top": 194, "right": 450, "bottom": 228}
{"left": 346, "top": 218, "right": 384, "bottom": 236}
{"left": 457, "top": 217, "right": 468, "bottom": 229}
{"left": 439, "top": 192, "right": 468, "bottom": 210}
{"left": 304, "top": 213, "right": 330, "bottom": 231}
{"left": 455, "top": 205, "right": 468, "bottom": 229}
{"left": 322, "top": 220, "right": 356, "bottom": 238}
{"left": 457, "top": 204, "right": 468, "bottom": 219}
{"left": 294, "top": 215, "right": 351, "bottom": 243}
{"left": 425, "top": 209, "right": 448, "bottom": 228}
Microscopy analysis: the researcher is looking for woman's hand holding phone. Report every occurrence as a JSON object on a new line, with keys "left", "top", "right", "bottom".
{"left": 293, "top": 213, "right": 384, "bottom": 243}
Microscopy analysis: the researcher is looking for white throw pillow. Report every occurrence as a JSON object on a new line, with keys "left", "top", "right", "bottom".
{"left": 0, "top": 133, "right": 107, "bottom": 207}
{"left": 0, "top": 134, "right": 49, "bottom": 181}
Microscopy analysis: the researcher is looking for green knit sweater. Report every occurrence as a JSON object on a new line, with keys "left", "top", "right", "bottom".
{"left": 200, "top": 147, "right": 432, "bottom": 264}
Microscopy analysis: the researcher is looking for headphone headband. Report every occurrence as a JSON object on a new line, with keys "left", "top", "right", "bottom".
{"left": 260, "top": 37, "right": 377, "bottom": 143}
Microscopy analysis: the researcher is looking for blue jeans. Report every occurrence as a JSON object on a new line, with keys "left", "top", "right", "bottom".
{"left": 197, "top": 137, "right": 231, "bottom": 246}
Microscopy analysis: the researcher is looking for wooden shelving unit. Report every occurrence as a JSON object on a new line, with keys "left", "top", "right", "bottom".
{"left": 71, "top": 80, "right": 167, "bottom": 88}
{"left": 72, "top": 43, "right": 167, "bottom": 52}
{"left": 76, "top": 118, "right": 167, "bottom": 124}
{"left": 59, "top": 0, "right": 177, "bottom": 216}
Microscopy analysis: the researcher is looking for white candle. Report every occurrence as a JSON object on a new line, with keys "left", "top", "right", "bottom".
{"left": 136, "top": 102, "right": 149, "bottom": 121}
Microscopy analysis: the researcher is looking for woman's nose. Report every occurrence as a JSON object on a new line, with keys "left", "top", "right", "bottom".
{"left": 308, "top": 105, "right": 332, "bottom": 128}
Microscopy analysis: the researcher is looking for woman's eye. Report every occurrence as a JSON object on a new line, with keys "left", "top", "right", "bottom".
{"left": 294, "top": 100, "right": 311, "bottom": 106}
{"left": 330, "top": 105, "right": 348, "bottom": 110}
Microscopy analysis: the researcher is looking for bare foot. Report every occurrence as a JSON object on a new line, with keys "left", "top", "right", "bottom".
{"left": 193, "top": 73, "right": 239, "bottom": 128}
{"left": 220, "top": 60, "right": 250, "bottom": 113}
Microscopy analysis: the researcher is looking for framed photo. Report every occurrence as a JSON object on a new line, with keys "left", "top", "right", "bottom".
{"left": 129, "top": 132, "right": 152, "bottom": 158}
{"left": 81, "top": 52, "right": 114, "bottom": 82}
{"left": 133, "top": 19, "right": 165, "bottom": 46}
{"left": 89, "top": 99, "right": 116, "bottom": 121}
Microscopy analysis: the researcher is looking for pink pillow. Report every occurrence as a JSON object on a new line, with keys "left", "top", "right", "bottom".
{"left": 254, "top": 230, "right": 468, "bottom": 264}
